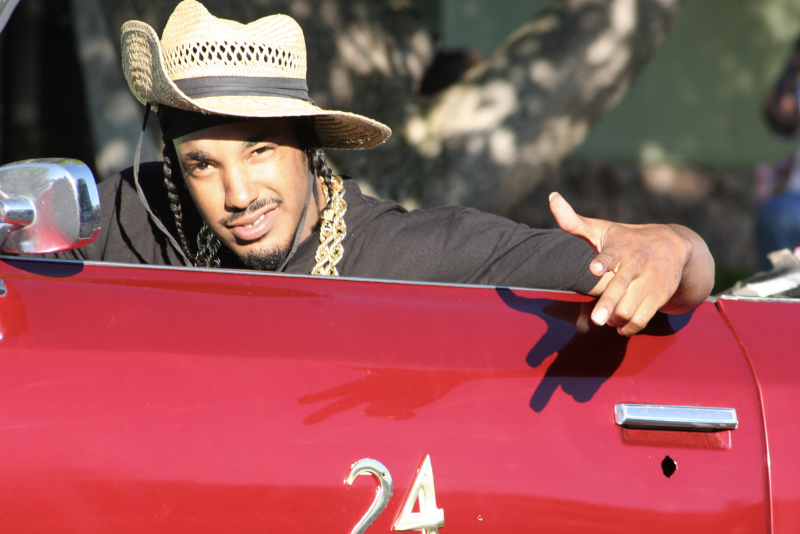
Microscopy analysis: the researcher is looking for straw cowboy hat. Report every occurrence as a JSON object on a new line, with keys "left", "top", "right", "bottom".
{"left": 120, "top": 0, "right": 391, "bottom": 149}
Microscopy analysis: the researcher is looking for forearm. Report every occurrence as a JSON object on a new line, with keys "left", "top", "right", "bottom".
{"left": 659, "top": 224, "right": 714, "bottom": 314}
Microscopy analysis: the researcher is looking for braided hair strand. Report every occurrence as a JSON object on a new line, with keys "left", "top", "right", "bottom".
{"left": 162, "top": 142, "right": 196, "bottom": 263}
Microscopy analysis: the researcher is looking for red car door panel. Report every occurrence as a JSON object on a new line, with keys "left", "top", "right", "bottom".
{"left": 0, "top": 257, "right": 768, "bottom": 533}
{"left": 718, "top": 296, "right": 800, "bottom": 534}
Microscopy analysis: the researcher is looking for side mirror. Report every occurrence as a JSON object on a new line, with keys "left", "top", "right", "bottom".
{"left": 0, "top": 159, "right": 101, "bottom": 253}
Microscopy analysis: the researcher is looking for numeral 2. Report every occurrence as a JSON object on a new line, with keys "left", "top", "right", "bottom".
{"left": 345, "top": 455, "right": 444, "bottom": 534}
{"left": 346, "top": 459, "right": 394, "bottom": 534}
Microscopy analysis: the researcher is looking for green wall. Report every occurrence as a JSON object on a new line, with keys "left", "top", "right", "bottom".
{"left": 430, "top": 0, "right": 800, "bottom": 167}
{"left": 440, "top": 0, "right": 550, "bottom": 57}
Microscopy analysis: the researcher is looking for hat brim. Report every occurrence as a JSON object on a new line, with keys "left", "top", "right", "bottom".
{"left": 121, "top": 21, "right": 391, "bottom": 150}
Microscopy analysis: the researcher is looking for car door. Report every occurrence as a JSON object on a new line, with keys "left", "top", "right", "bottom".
{"left": 718, "top": 296, "right": 800, "bottom": 534}
{"left": 0, "top": 256, "right": 768, "bottom": 533}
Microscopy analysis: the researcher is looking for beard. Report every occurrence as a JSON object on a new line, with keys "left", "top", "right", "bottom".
{"left": 220, "top": 197, "right": 292, "bottom": 271}
{"left": 239, "top": 243, "right": 292, "bottom": 271}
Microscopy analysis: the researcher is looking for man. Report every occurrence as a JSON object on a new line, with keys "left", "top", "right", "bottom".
{"left": 57, "top": 0, "right": 713, "bottom": 336}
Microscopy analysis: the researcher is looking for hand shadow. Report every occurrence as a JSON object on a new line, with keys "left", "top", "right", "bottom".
{"left": 496, "top": 289, "right": 692, "bottom": 412}
{"left": 296, "top": 366, "right": 535, "bottom": 425}
{"left": 296, "top": 290, "right": 693, "bottom": 425}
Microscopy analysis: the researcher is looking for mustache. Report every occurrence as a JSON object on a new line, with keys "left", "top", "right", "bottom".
{"left": 218, "top": 197, "right": 281, "bottom": 226}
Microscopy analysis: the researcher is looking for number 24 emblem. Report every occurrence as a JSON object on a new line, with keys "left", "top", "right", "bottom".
{"left": 345, "top": 455, "right": 445, "bottom": 534}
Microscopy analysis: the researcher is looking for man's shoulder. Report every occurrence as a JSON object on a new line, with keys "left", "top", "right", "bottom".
{"left": 342, "top": 177, "right": 403, "bottom": 209}
{"left": 341, "top": 176, "right": 409, "bottom": 225}
{"left": 103, "top": 161, "right": 176, "bottom": 220}
{"left": 85, "top": 161, "right": 187, "bottom": 266}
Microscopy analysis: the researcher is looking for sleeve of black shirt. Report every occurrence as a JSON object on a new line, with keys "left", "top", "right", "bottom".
{"left": 340, "top": 192, "right": 601, "bottom": 294}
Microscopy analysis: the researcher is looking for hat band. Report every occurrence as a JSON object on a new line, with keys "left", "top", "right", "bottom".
{"left": 174, "top": 76, "right": 312, "bottom": 102}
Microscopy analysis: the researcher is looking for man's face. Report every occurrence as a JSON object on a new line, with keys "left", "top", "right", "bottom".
{"left": 174, "top": 118, "right": 311, "bottom": 268}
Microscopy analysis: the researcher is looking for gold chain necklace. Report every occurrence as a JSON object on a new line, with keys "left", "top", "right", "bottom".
{"left": 194, "top": 175, "right": 347, "bottom": 275}
{"left": 312, "top": 175, "right": 347, "bottom": 276}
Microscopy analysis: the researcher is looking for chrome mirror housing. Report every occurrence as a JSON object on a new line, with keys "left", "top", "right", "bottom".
{"left": 0, "top": 159, "right": 101, "bottom": 253}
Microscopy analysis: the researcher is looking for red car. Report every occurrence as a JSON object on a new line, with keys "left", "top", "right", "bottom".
{"left": 0, "top": 159, "right": 796, "bottom": 533}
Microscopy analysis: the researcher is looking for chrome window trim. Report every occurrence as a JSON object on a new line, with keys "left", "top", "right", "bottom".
{"left": 717, "top": 295, "right": 800, "bottom": 304}
{"left": 0, "top": 255, "right": 583, "bottom": 294}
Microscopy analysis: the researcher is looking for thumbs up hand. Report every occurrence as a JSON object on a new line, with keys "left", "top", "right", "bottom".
{"left": 549, "top": 192, "right": 714, "bottom": 336}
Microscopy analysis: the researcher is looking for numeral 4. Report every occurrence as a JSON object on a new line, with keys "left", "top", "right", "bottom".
{"left": 393, "top": 455, "right": 445, "bottom": 534}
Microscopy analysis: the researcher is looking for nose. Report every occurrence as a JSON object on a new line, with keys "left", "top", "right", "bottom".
{"left": 222, "top": 163, "right": 259, "bottom": 211}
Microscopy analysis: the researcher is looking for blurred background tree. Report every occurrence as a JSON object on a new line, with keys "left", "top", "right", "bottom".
{"left": 82, "top": 0, "right": 685, "bottom": 216}
{"left": 3, "top": 0, "right": 800, "bottom": 289}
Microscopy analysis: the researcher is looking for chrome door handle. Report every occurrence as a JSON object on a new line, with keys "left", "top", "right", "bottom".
{"left": 615, "top": 404, "right": 738, "bottom": 431}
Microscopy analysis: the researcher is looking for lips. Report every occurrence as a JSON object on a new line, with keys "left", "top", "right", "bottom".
{"left": 230, "top": 205, "right": 277, "bottom": 242}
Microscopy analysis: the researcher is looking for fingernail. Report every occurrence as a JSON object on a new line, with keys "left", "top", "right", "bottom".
{"left": 591, "top": 262, "right": 603, "bottom": 274}
{"left": 592, "top": 308, "right": 608, "bottom": 325}
{"left": 549, "top": 192, "right": 560, "bottom": 201}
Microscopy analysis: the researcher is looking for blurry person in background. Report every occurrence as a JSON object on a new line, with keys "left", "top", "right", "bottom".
{"left": 759, "top": 35, "right": 800, "bottom": 271}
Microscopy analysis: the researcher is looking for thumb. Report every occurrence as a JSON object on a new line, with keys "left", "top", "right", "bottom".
{"left": 549, "top": 192, "right": 618, "bottom": 260}
{"left": 549, "top": 192, "right": 600, "bottom": 247}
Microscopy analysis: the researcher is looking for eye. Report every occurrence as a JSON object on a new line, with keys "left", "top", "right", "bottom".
{"left": 252, "top": 144, "right": 275, "bottom": 157}
{"left": 186, "top": 161, "right": 213, "bottom": 177}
